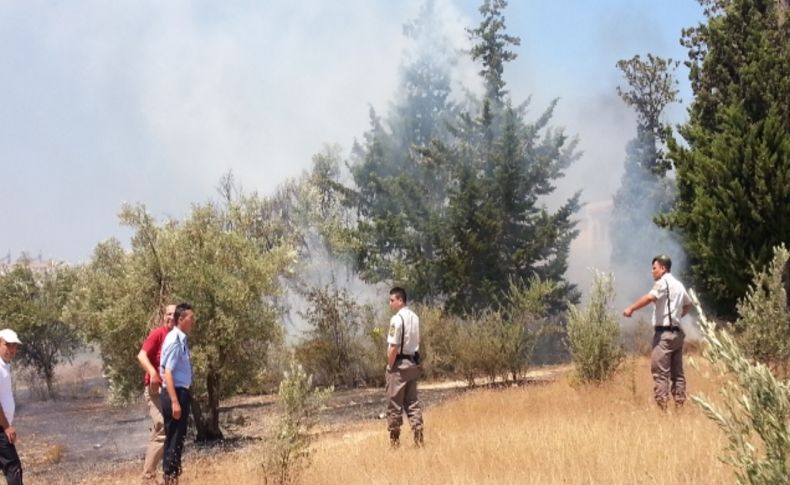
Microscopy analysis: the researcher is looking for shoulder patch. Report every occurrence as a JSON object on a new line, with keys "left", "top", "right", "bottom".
{"left": 388, "top": 325, "right": 397, "bottom": 337}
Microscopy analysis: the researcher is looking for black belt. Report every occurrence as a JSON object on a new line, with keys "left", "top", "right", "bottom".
{"left": 396, "top": 353, "right": 415, "bottom": 361}
{"left": 655, "top": 326, "right": 681, "bottom": 333}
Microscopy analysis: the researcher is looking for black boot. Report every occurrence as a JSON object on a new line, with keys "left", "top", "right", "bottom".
{"left": 414, "top": 429, "right": 424, "bottom": 447}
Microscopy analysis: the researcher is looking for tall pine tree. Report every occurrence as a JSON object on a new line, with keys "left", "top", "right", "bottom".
{"left": 344, "top": 0, "right": 580, "bottom": 315}
{"left": 660, "top": 0, "right": 790, "bottom": 315}
{"left": 610, "top": 54, "right": 680, "bottom": 293}
{"left": 436, "top": 0, "right": 579, "bottom": 314}
{"left": 347, "top": 0, "right": 458, "bottom": 302}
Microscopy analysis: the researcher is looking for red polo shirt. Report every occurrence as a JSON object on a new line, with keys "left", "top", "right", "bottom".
{"left": 141, "top": 325, "right": 172, "bottom": 386}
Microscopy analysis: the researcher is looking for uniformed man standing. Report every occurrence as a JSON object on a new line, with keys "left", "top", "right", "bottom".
{"left": 385, "top": 287, "right": 423, "bottom": 448}
{"left": 623, "top": 255, "right": 692, "bottom": 410}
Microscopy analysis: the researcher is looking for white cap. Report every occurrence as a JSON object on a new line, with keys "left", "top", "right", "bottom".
{"left": 0, "top": 329, "right": 22, "bottom": 344}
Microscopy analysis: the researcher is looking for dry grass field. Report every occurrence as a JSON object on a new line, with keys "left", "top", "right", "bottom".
{"left": 70, "top": 356, "right": 734, "bottom": 485}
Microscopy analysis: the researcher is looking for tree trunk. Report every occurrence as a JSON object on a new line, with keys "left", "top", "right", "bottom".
{"left": 44, "top": 366, "right": 56, "bottom": 400}
{"left": 191, "top": 398, "right": 223, "bottom": 442}
{"left": 191, "top": 370, "right": 224, "bottom": 442}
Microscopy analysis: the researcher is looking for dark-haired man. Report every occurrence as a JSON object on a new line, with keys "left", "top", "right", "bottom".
{"left": 385, "top": 287, "right": 423, "bottom": 447}
{"left": 623, "top": 255, "right": 692, "bottom": 410}
{"left": 159, "top": 303, "right": 194, "bottom": 484}
{"left": 138, "top": 304, "right": 176, "bottom": 484}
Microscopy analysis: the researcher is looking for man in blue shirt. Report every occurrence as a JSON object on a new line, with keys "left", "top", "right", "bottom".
{"left": 159, "top": 303, "right": 195, "bottom": 485}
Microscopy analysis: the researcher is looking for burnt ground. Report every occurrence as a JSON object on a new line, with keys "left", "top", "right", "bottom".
{"left": 14, "top": 361, "right": 562, "bottom": 485}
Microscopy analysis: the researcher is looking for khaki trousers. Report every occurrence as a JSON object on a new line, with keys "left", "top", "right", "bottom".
{"left": 385, "top": 360, "right": 423, "bottom": 433}
{"left": 143, "top": 386, "right": 166, "bottom": 480}
{"left": 650, "top": 330, "right": 686, "bottom": 407}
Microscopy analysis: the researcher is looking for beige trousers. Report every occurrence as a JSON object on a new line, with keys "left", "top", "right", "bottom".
{"left": 143, "top": 386, "right": 166, "bottom": 480}
{"left": 650, "top": 330, "right": 686, "bottom": 407}
{"left": 385, "top": 360, "right": 423, "bottom": 433}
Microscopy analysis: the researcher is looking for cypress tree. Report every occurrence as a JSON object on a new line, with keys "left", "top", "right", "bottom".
{"left": 660, "top": 0, "right": 790, "bottom": 314}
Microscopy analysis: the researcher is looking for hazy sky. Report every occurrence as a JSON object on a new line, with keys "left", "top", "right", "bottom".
{"left": 0, "top": 0, "right": 703, "bottom": 264}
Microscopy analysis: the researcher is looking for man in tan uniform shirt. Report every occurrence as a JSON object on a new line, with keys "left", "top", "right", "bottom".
{"left": 623, "top": 255, "right": 692, "bottom": 410}
{"left": 385, "top": 287, "right": 423, "bottom": 448}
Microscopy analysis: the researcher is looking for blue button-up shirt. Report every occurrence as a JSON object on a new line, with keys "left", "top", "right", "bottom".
{"left": 159, "top": 327, "right": 192, "bottom": 389}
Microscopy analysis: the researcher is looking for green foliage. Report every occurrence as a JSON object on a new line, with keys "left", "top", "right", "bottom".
{"left": 690, "top": 288, "right": 790, "bottom": 485}
{"left": 170, "top": 203, "right": 292, "bottom": 440}
{"left": 497, "top": 277, "right": 558, "bottom": 380}
{"left": 615, "top": 54, "right": 680, "bottom": 157}
{"left": 343, "top": 1, "right": 458, "bottom": 304}
{"left": 467, "top": 0, "right": 520, "bottom": 101}
{"left": 462, "top": 311, "right": 506, "bottom": 385}
{"left": 66, "top": 240, "right": 149, "bottom": 404}
{"left": 294, "top": 284, "right": 380, "bottom": 388}
{"left": 413, "top": 304, "right": 456, "bottom": 379}
{"left": 422, "top": 276, "right": 556, "bottom": 385}
{"left": 67, "top": 199, "right": 293, "bottom": 440}
{"left": 343, "top": 0, "right": 580, "bottom": 316}
{"left": 610, "top": 54, "right": 681, "bottom": 277}
{"left": 661, "top": 0, "right": 790, "bottom": 315}
{"left": 734, "top": 245, "right": 790, "bottom": 376}
{"left": 567, "top": 272, "right": 625, "bottom": 383}
{"left": 262, "top": 358, "right": 332, "bottom": 485}
{"left": 0, "top": 261, "right": 83, "bottom": 399}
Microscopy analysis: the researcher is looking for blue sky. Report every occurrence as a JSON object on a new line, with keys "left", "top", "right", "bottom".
{"left": 0, "top": 0, "right": 704, "bottom": 264}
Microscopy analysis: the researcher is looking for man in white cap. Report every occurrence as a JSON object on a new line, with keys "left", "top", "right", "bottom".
{"left": 0, "top": 329, "right": 22, "bottom": 485}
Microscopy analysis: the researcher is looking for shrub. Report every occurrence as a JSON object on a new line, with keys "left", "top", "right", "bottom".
{"left": 413, "top": 305, "right": 455, "bottom": 380}
{"left": 499, "top": 276, "right": 557, "bottom": 380}
{"left": 567, "top": 271, "right": 624, "bottom": 383}
{"left": 690, "top": 288, "right": 789, "bottom": 485}
{"left": 262, "top": 358, "right": 332, "bottom": 485}
{"left": 453, "top": 312, "right": 501, "bottom": 386}
{"left": 295, "top": 284, "right": 379, "bottom": 388}
{"left": 733, "top": 244, "right": 790, "bottom": 377}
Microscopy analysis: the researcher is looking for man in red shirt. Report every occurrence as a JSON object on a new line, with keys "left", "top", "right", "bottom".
{"left": 137, "top": 304, "right": 176, "bottom": 484}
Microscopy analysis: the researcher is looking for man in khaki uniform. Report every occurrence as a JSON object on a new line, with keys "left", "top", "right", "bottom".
{"left": 623, "top": 255, "right": 692, "bottom": 410}
{"left": 385, "top": 287, "right": 423, "bottom": 448}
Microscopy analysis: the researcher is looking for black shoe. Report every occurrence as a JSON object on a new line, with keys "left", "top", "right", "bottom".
{"left": 414, "top": 429, "right": 424, "bottom": 447}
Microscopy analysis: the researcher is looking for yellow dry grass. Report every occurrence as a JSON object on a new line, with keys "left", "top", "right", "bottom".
{"left": 70, "top": 357, "right": 734, "bottom": 485}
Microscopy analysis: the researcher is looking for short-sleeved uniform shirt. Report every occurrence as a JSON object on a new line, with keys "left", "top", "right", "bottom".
{"left": 648, "top": 272, "right": 692, "bottom": 327}
{"left": 387, "top": 307, "right": 420, "bottom": 355}
{"left": 159, "top": 327, "right": 193, "bottom": 389}
{"left": 0, "top": 360, "right": 14, "bottom": 425}
{"left": 141, "top": 325, "right": 171, "bottom": 386}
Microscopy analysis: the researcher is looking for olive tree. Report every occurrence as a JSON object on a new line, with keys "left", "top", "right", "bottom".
{"left": 68, "top": 201, "right": 293, "bottom": 440}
